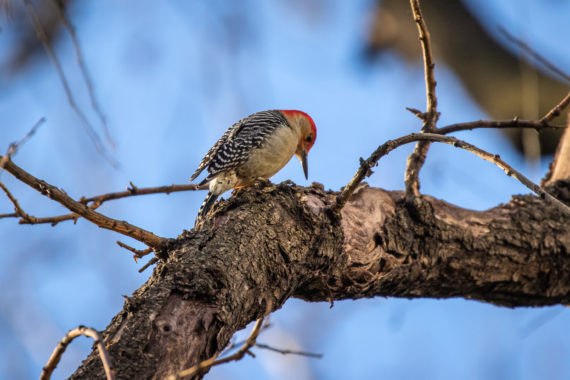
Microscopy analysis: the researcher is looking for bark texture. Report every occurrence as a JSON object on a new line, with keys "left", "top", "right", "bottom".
{"left": 71, "top": 180, "right": 570, "bottom": 379}
{"left": 544, "top": 117, "right": 570, "bottom": 186}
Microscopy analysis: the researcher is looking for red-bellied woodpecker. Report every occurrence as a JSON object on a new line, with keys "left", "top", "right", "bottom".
{"left": 190, "top": 109, "right": 317, "bottom": 218}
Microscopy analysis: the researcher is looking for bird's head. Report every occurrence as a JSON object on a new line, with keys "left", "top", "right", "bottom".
{"left": 280, "top": 110, "right": 316, "bottom": 180}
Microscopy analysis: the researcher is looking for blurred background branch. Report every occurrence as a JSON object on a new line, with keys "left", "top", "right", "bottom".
{"left": 366, "top": 0, "right": 569, "bottom": 159}
{"left": 0, "top": 1, "right": 569, "bottom": 379}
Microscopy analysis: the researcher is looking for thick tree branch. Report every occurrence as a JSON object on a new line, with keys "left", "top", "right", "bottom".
{"left": 71, "top": 181, "right": 570, "bottom": 379}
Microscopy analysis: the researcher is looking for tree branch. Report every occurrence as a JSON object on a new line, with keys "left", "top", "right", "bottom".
{"left": 335, "top": 133, "right": 570, "bottom": 215}
{"left": 437, "top": 118, "right": 563, "bottom": 135}
{"left": 0, "top": 117, "right": 45, "bottom": 175}
{"left": 0, "top": 182, "right": 201, "bottom": 226}
{"left": 541, "top": 91, "right": 570, "bottom": 124}
{"left": 41, "top": 326, "right": 114, "bottom": 380}
{"left": 410, "top": 0, "right": 438, "bottom": 125}
{"left": 22, "top": 0, "right": 117, "bottom": 166}
{"left": 1, "top": 157, "right": 169, "bottom": 250}
{"left": 404, "top": 0, "right": 440, "bottom": 198}
{"left": 116, "top": 241, "right": 153, "bottom": 262}
{"left": 69, "top": 180, "right": 570, "bottom": 379}
{"left": 82, "top": 182, "right": 202, "bottom": 205}
{"left": 50, "top": 0, "right": 115, "bottom": 148}
{"left": 498, "top": 27, "right": 570, "bottom": 85}
{"left": 254, "top": 343, "right": 323, "bottom": 358}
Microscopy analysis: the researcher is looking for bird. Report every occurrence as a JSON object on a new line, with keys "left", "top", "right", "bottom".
{"left": 190, "top": 109, "right": 317, "bottom": 218}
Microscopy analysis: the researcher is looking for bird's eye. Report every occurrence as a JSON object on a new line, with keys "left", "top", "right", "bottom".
{"left": 306, "top": 135, "right": 313, "bottom": 143}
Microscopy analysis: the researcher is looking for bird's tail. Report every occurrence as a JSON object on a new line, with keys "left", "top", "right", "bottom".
{"left": 197, "top": 191, "right": 218, "bottom": 219}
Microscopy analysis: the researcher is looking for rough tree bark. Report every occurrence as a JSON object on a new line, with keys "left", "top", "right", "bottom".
{"left": 70, "top": 176, "right": 570, "bottom": 379}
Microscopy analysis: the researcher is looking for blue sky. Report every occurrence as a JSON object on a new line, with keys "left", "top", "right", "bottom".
{"left": 0, "top": 0, "right": 569, "bottom": 379}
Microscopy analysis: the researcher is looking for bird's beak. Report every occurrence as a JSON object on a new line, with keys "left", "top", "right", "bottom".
{"left": 301, "top": 150, "right": 308, "bottom": 180}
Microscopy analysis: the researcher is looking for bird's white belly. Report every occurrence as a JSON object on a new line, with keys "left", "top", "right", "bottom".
{"left": 237, "top": 127, "right": 298, "bottom": 182}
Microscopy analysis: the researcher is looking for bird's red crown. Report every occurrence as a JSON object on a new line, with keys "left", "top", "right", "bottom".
{"left": 280, "top": 109, "right": 317, "bottom": 151}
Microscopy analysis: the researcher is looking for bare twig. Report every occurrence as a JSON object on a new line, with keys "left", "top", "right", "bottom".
{"left": 498, "top": 27, "right": 570, "bottom": 85}
{"left": 0, "top": 181, "right": 82, "bottom": 225}
{"left": 167, "top": 318, "right": 265, "bottom": 380}
{"left": 82, "top": 183, "right": 202, "bottom": 204}
{"left": 255, "top": 342, "right": 322, "bottom": 358}
{"left": 0, "top": 181, "right": 46, "bottom": 224}
{"left": 0, "top": 182, "right": 200, "bottom": 226}
{"left": 0, "top": 117, "right": 45, "bottom": 175}
{"left": 404, "top": 0, "right": 440, "bottom": 198}
{"left": 116, "top": 240, "right": 153, "bottom": 261}
{"left": 410, "top": 0, "right": 438, "bottom": 126}
{"left": 21, "top": 213, "right": 80, "bottom": 226}
{"left": 540, "top": 91, "right": 570, "bottom": 124}
{"left": 167, "top": 313, "right": 320, "bottom": 380}
{"left": 138, "top": 257, "right": 159, "bottom": 273}
{"left": 336, "top": 133, "right": 570, "bottom": 216}
{"left": 21, "top": 0, "right": 117, "bottom": 167}
{"left": 50, "top": 0, "right": 115, "bottom": 148}
{"left": 40, "top": 325, "right": 115, "bottom": 380}
{"left": 1, "top": 156, "right": 169, "bottom": 249}
{"left": 437, "top": 118, "right": 564, "bottom": 135}
{"left": 405, "top": 107, "right": 425, "bottom": 119}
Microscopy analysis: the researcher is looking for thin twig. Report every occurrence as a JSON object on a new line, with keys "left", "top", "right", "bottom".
{"left": 255, "top": 342, "right": 323, "bottom": 358}
{"left": 82, "top": 183, "right": 202, "bottom": 204}
{"left": 21, "top": 0, "right": 117, "bottom": 167}
{"left": 40, "top": 325, "right": 115, "bottom": 380}
{"left": 50, "top": 0, "right": 115, "bottom": 148}
{"left": 410, "top": 0, "right": 438, "bottom": 127}
{"left": 1, "top": 156, "right": 169, "bottom": 249}
{"left": 0, "top": 182, "right": 200, "bottom": 226}
{"left": 0, "top": 117, "right": 45, "bottom": 175}
{"left": 540, "top": 91, "right": 570, "bottom": 124}
{"left": 19, "top": 213, "right": 80, "bottom": 226}
{"left": 437, "top": 118, "right": 564, "bottom": 135}
{"left": 0, "top": 181, "right": 80, "bottom": 225}
{"left": 498, "top": 27, "right": 570, "bottom": 84}
{"left": 335, "top": 133, "right": 570, "bottom": 216}
{"left": 0, "top": 181, "right": 42, "bottom": 224}
{"left": 219, "top": 319, "right": 273, "bottom": 358}
{"left": 116, "top": 240, "right": 153, "bottom": 261}
{"left": 405, "top": 107, "right": 425, "bottom": 119}
{"left": 404, "top": 0, "right": 440, "bottom": 198}
{"left": 138, "top": 257, "right": 159, "bottom": 273}
{"left": 167, "top": 318, "right": 265, "bottom": 380}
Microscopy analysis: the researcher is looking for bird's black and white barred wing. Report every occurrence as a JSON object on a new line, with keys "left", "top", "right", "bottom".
{"left": 189, "top": 123, "right": 234, "bottom": 182}
{"left": 190, "top": 110, "right": 289, "bottom": 183}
